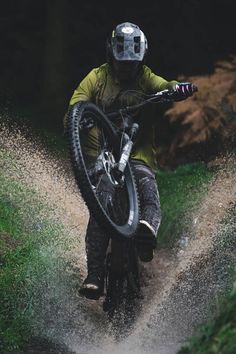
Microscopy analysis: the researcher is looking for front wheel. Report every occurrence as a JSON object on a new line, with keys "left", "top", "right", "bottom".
{"left": 66, "top": 101, "right": 140, "bottom": 238}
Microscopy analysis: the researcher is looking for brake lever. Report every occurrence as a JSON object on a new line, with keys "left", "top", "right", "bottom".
{"left": 154, "top": 89, "right": 170, "bottom": 97}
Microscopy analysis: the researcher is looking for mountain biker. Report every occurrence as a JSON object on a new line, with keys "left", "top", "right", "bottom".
{"left": 65, "top": 22, "right": 196, "bottom": 299}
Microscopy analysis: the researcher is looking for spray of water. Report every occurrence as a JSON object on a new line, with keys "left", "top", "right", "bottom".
{"left": 119, "top": 156, "right": 236, "bottom": 354}
{"left": 0, "top": 122, "right": 108, "bottom": 350}
{"left": 1, "top": 122, "right": 235, "bottom": 354}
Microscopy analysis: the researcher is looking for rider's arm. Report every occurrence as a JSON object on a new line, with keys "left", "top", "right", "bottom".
{"left": 141, "top": 65, "right": 179, "bottom": 92}
{"left": 69, "top": 68, "right": 98, "bottom": 105}
{"left": 63, "top": 68, "right": 98, "bottom": 130}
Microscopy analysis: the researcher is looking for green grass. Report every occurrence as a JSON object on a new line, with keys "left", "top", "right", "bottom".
{"left": 0, "top": 151, "right": 215, "bottom": 353}
{"left": 156, "top": 162, "right": 214, "bottom": 247}
{"left": 1, "top": 130, "right": 234, "bottom": 353}
{"left": 0, "top": 174, "right": 73, "bottom": 354}
{"left": 178, "top": 209, "right": 236, "bottom": 354}
{"left": 178, "top": 278, "right": 236, "bottom": 354}
{"left": 157, "top": 163, "right": 236, "bottom": 354}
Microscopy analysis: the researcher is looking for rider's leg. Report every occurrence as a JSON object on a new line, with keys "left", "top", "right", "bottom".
{"left": 132, "top": 160, "right": 162, "bottom": 262}
{"left": 79, "top": 215, "right": 109, "bottom": 297}
{"left": 79, "top": 176, "right": 114, "bottom": 299}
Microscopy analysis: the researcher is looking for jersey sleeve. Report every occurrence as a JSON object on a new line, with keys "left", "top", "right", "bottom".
{"left": 69, "top": 68, "right": 98, "bottom": 105}
{"left": 142, "top": 65, "right": 178, "bottom": 92}
{"left": 63, "top": 68, "right": 98, "bottom": 130}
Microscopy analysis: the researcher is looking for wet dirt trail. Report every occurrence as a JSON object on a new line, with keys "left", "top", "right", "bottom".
{"left": 1, "top": 124, "right": 235, "bottom": 354}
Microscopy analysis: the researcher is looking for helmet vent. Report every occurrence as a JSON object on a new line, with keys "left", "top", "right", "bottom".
{"left": 134, "top": 36, "right": 140, "bottom": 53}
{"left": 116, "top": 36, "right": 124, "bottom": 53}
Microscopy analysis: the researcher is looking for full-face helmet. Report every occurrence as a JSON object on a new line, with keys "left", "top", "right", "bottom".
{"left": 108, "top": 22, "right": 148, "bottom": 62}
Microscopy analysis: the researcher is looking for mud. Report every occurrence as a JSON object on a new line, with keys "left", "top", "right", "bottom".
{"left": 1, "top": 123, "right": 235, "bottom": 354}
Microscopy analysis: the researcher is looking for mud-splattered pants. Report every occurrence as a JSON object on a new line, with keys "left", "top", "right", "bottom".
{"left": 85, "top": 160, "right": 162, "bottom": 276}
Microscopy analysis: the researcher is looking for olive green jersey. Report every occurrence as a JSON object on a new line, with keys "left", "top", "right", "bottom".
{"left": 68, "top": 63, "right": 178, "bottom": 170}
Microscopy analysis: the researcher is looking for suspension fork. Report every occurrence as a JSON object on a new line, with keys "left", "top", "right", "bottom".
{"left": 116, "top": 123, "right": 139, "bottom": 174}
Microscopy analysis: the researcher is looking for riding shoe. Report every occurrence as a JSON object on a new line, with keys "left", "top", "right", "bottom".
{"left": 136, "top": 220, "right": 156, "bottom": 262}
{"left": 79, "top": 272, "right": 104, "bottom": 300}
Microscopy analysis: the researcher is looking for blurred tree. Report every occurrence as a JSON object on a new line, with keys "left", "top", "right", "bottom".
{"left": 0, "top": 0, "right": 236, "bottom": 135}
{"left": 42, "top": 0, "right": 69, "bottom": 126}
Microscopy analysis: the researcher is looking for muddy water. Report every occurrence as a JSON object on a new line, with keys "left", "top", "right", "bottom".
{"left": 1, "top": 124, "right": 235, "bottom": 354}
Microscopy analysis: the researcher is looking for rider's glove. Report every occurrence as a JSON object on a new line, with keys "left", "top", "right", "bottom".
{"left": 174, "top": 82, "right": 197, "bottom": 99}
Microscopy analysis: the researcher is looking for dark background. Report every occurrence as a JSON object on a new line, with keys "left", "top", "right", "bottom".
{"left": 1, "top": 0, "right": 236, "bottom": 132}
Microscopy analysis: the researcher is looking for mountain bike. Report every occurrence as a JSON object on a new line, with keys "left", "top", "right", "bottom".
{"left": 66, "top": 88, "right": 197, "bottom": 329}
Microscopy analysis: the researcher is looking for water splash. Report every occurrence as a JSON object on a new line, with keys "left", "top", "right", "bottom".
{"left": 1, "top": 122, "right": 235, "bottom": 354}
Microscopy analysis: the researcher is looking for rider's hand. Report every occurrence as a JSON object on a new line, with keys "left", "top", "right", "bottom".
{"left": 174, "top": 82, "right": 198, "bottom": 99}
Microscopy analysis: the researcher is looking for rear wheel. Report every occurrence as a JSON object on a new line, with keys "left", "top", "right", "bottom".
{"left": 103, "top": 238, "right": 142, "bottom": 337}
{"left": 67, "top": 101, "right": 140, "bottom": 238}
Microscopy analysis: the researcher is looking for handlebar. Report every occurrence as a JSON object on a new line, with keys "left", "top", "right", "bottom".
{"left": 107, "top": 86, "right": 198, "bottom": 120}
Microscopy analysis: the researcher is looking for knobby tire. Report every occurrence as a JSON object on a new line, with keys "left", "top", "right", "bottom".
{"left": 67, "top": 101, "right": 140, "bottom": 238}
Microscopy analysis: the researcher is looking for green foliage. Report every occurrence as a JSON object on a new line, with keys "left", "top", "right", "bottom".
{"left": 0, "top": 135, "right": 234, "bottom": 353}
{"left": 157, "top": 162, "right": 236, "bottom": 353}
{"left": 177, "top": 210, "right": 236, "bottom": 354}
{"left": 156, "top": 162, "right": 214, "bottom": 247}
{"left": 178, "top": 278, "right": 236, "bottom": 354}
{"left": 0, "top": 175, "right": 71, "bottom": 353}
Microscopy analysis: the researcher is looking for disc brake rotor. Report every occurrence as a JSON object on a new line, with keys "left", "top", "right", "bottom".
{"left": 101, "top": 151, "right": 119, "bottom": 185}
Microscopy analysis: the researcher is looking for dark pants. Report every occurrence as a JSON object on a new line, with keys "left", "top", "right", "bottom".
{"left": 85, "top": 160, "right": 162, "bottom": 276}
